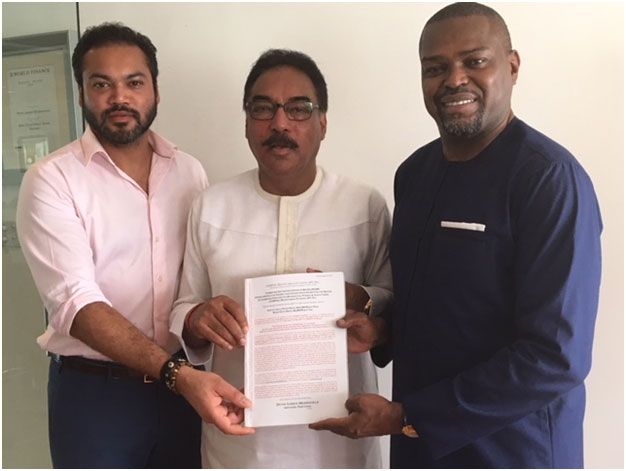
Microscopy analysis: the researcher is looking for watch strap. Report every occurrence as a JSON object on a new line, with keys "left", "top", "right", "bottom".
{"left": 160, "top": 355, "right": 191, "bottom": 394}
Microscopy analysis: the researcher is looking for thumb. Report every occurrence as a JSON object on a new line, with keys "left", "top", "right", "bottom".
{"left": 337, "top": 317, "right": 356, "bottom": 329}
{"left": 338, "top": 310, "right": 363, "bottom": 327}
{"left": 215, "top": 378, "right": 253, "bottom": 408}
{"left": 306, "top": 267, "right": 322, "bottom": 273}
{"left": 345, "top": 395, "right": 362, "bottom": 413}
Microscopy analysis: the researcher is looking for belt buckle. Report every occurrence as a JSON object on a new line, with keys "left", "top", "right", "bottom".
{"left": 143, "top": 374, "right": 156, "bottom": 384}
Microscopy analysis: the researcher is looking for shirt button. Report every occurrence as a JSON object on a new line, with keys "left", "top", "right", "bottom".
{"left": 155, "top": 237, "right": 160, "bottom": 243}
{"left": 157, "top": 275, "right": 163, "bottom": 282}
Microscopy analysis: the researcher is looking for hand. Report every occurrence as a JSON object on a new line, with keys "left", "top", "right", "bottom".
{"left": 184, "top": 295, "right": 247, "bottom": 350}
{"left": 345, "top": 282, "right": 371, "bottom": 312}
{"left": 177, "top": 366, "right": 255, "bottom": 436}
{"left": 337, "top": 310, "right": 387, "bottom": 353}
{"left": 338, "top": 310, "right": 377, "bottom": 353}
{"left": 306, "top": 268, "right": 370, "bottom": 312}
{"left": 309, "top": 394, "right": 404, "bottom": 438}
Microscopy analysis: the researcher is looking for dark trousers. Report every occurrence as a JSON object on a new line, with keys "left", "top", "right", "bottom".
{"left": 48, "top": 357, "right": 201, "bottom": 468}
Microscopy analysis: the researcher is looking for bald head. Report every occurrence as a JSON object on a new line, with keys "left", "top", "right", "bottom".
{"left": 419, "top": 2, "right": 512, "bottom": 54}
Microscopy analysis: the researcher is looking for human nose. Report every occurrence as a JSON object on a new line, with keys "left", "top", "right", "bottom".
{"left": 270, "top": 105, "right": 290, "bottom": 130}
{"left": 109, "top": 82, "right": 130, "bottom": 104}
{"left": 444, "top": 64, "right": 469, "bottom": 89}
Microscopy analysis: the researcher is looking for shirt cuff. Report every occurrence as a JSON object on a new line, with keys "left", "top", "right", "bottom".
{"left": 362, "top": 286, "right": 393, "bottom": 317}
{"left": 51, "top": 292, "right": 112, "bottom": 337}
{"left": 170, "top": 303, "right": 214, "bottom": 366}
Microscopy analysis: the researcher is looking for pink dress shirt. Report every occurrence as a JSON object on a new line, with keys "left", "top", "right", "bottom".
{"left": 16, "top": 127, "right": 208, "bottom": 360}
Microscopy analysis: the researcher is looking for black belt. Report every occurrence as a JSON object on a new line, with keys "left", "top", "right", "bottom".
{"left": 54, "top": 355, "right": 158, "bottom": 383}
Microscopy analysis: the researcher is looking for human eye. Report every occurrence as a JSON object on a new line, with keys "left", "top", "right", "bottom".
{"left": 422, "top": 63, "right": 445, "bottom": 78}
{"left": 466, "top": 57, "right": 488, "bottom": 68}
{"left": 91, "top": 80, "right": 110, "bottom": 90}
{"left": 128, "top": 79, "right": 144, "bottom": 88}
{"left": 251, "top": 101, "right": 274, "bottom": 114}
{"left": 248, "top": 100, "right": 276, "bottom": 119}
{"left": 286, "top": 101, "right": 313, "bottom": 119}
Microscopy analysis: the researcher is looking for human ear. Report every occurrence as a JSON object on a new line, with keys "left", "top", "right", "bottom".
{"left": 319, "top": 113, "right": 327, "bottom": 140}
{"left": 509, "top": 50, "right": 521, "bottom": 84}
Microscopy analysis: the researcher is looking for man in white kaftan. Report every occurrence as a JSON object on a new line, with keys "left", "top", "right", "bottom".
{"left": 171, "top": 167, "right": 391, "bottom": 467}
{"left": 170, "top": 49, "right": 392, "bottom": 468}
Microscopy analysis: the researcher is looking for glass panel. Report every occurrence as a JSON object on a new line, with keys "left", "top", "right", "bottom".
{"left": 2, "top": 3, "right": 81, "bottom": 467}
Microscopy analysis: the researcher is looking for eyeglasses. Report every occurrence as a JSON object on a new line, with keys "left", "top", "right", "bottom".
{"left": 245, "top": 99, "right": 320, "bottom": 121}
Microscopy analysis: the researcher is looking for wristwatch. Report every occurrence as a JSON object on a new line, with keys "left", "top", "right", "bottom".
{"left": 402, "top": 415, "right": 419, "bottom": 438}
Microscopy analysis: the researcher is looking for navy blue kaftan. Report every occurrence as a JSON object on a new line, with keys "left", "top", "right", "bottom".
{"left": 376, "top": 118, "right": 602, "bottom": 468}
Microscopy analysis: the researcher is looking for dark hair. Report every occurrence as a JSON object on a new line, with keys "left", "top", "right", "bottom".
{"left": 72, "top": 22, "right": 158, "bottom": 90}
{"left": 243, "top": 49, "right": 328, "bottom": 112}
{"left": 421, "top": 2, "right": 512, "bottom": 51}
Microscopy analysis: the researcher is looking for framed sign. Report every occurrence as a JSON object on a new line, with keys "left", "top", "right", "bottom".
{"left": 2, "top": 30, "right": 81, "bottom": 185}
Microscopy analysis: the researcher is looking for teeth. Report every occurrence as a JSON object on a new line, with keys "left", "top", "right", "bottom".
{"left": 446, "top": 99, "right": 475, "bottom": 106}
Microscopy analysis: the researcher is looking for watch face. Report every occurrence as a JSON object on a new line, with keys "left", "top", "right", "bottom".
{"left": 402, "top": 424, "right": 419, "bottom": 438}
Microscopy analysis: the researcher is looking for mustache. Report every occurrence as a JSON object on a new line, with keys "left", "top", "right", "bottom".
{"left": 103, "top": 104, "right": 141, "bottom": 121}
{"left": 438, "top": 86, "right": 478, "bottom": 100}
{"left": 262, "top": 132, "right": 298, "bottom": 149}
{"left": 441, "top": 86, "right": 473, "bottom": 96}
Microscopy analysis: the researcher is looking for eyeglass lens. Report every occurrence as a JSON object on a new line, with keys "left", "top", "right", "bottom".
{"left": 247, "top": 100, "right": 316, "bottom": 121}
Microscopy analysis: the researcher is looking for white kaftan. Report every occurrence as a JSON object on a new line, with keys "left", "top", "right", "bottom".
{"left": 171, "top": 167, "right": 392, "bottom": 468}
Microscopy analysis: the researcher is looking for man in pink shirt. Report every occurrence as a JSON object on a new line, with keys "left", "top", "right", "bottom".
{"left": 16, "top": 22, "right": 253, "bottom": 468}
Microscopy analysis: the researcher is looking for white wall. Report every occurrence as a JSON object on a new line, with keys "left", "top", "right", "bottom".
{"left": 2, "top": 2, "right": 77, "bottom": 37}
{"left": 76, "top": 2, "right": 623, "bottom": 468}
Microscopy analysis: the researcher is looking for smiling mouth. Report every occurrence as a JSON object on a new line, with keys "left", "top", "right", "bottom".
{"left": 443, "top": 98, "right": 477, "bottom": 107}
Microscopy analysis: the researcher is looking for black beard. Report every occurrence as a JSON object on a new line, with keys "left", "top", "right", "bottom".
{"left": 441, "top": 109, "right": 484, "bottom": 138}
{"left": 84, "top": 103, "right": 157, "bottom": 146}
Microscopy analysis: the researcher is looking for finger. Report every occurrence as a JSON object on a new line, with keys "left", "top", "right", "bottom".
{"left": 336, "top": 318, "right": 348, "bottom": 328}
{"left": 222, "top": 297, "right": 249, "bottom": 338}
{"left": 308, "top": 417, "right": 349, "bottom": 433}
{"left": 190, "top": 302, "right": 240, "bottom": 348}
{"left": 337, "top": 315, "right": 364, "bottom": 329}
{"left": 215, "top": 378, "right": 253, "bottom": 409}
{"left": 224, "top": 400, "right": 247, "bottom": 422}
{"left": 212, "top": 309, "right": 246, "bottom": 346}
{"left": 195, "top": 322, "right": 236, "bottom": 350}
{"left": 346, "top": 340, "right": 367, "bottom": 355}
{"left": 345, "top": 396, "right": 363, "bottom": 413}
{"left": 306, "top": 267, "right": 322, "bottom": 273}
{"left": 213, "top": 416, "right": 256, "bottom": 436}
{"left": 225, "top": 408, "right": 245, "bottom": 424}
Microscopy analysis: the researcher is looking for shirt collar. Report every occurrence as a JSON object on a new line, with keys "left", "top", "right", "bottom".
{"left": 254, "top": 166, "right": 324, "bottom": 203}
{"left": 79, "top": 126, "right": 178, "bottom": 165}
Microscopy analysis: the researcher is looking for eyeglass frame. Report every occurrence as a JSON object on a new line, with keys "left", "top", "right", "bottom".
{"left": 244, "top": 98, "right": 321, "bottom": 121}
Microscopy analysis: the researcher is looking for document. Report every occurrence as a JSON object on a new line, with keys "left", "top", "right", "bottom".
{"left": 7, "top": 64, "right": 60, "bottom": 169}
{"left": 244, "top": 271, "right": 349, "bottom": 428}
